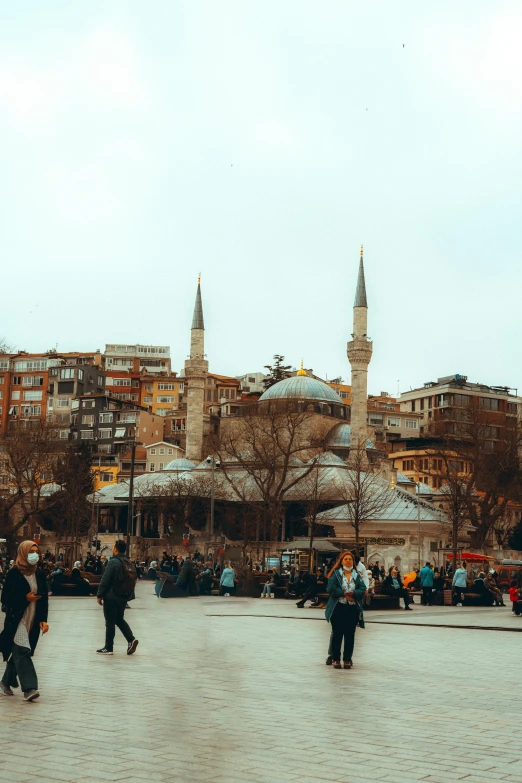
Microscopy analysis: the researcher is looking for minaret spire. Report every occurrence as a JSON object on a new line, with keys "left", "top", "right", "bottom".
{"left": 185, "top": 275, "right": 209, "bottom": 462}
{"left": 191, "top": 274, "right": 205, "bottom": 330}
{"left": 347, "top": 245, "right": 373, "bottom": 461}
{"left": 354, "top": 246, "right": 368, "bottom": 308}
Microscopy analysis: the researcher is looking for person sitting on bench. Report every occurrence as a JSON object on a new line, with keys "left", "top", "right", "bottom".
{"left": 382, "top": 566, "right": 412, "bottom": 610}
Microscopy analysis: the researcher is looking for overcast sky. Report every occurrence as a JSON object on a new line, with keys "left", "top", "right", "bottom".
{"left": 1, "top": 2, "right": 521, "bottom": 397}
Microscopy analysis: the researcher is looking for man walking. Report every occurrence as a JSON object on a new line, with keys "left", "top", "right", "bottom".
{"left": 96, "top": 541, "right": 138, "bottom": 656}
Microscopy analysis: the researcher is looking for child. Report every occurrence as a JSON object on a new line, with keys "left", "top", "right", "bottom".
{"left": 508, "top": 580, "right": 520, "bottom": 615}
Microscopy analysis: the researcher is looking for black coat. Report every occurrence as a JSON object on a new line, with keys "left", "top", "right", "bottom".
{"left": 382, "top": 574, "right": 404, "bottom": 595}
{"left": 0, "top": 566, "right": 49, "bottom": 661}
{"left": 176, "top": 560, "right": 198, "bottom": 595}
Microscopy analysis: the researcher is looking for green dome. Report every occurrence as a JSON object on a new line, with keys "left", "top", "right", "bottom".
{"left": 259, "top": 376, "right": 342, "bottom": 405}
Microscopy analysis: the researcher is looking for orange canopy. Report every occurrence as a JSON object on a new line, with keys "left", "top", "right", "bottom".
{"left": 445, "top": 552, "right": 495, "bottom": 563}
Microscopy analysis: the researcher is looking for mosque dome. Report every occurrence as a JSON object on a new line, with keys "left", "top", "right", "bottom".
{"left": 162, "top": 458, "right": 196, "bottom": 471}
{"left": 259, "top": 369, "right": 343, "bottom": 406}
{"left": 327, "top": 423, "right": 376, "bottom": 450}
{"left": 308, "top": 452, "right": 347, "bottom": 466}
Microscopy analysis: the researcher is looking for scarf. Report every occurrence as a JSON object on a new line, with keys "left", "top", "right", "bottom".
{"left": 15, "top": 540, "right": 38, "bottom": 576}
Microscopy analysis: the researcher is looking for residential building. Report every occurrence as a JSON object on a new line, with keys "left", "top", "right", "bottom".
{"left": 144, "top": 442, "right": 184, "bottom": 473}
{"left": 366, "top": 394, "right": 423, "bottom": 447}
{"left": 397, "top": 374, "right": 521, "bottom": 436}
{"left": 0, "top": 350, "right": 104, "bottom": 436}
{"left": 70, "top": 394, "right": 164, "bottom": 485}
{"left": 105, "top": 369, "right": 142, "bottom": 405}
{"left": 236, "top": 372, "right": 267, "bottom": 395}
{"left": 141, "top": 374, "right": 183, "bottom": 416}
{"left": 104, "top": 344, "right": 171, "bottom": 374}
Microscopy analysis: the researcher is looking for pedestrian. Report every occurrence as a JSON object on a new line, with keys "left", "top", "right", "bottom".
{"left": 260, "top": 568, "right": 280, "bottom": 598}
{"left": 0, "top": 540, "right": 49, "bottom": 702}
{"left": 485, "top": 571, "right": 505, "bottom": 606}
{"left": 433, "top": 570, "right": 445, "bottom": 605}
{"left": 382, "top": 566, "right": 413, "bottom": 610}
{"left": 96, "top": 541, "right": 138, "bottom": 656}
{"left": 452, "top": 561, "right": 468, "bottom": 606}
{"left": 419, "top": 562, "right": 435, "bottom": 606}
{"left": 508, "top": 580, "right": 520, "bottom": 615}
{"left": 324, "top": 551, "right": 366, "bottom": 669}
{"left": 220, "top": 562, "right": 236, "bottom": 596}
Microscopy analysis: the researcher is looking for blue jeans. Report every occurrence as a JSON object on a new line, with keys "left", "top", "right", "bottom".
{"left": 2, "top": 644, "right": 38, "bottom": 692}
{"left": 262, "top": 583, "right": 273, "bottom": 596}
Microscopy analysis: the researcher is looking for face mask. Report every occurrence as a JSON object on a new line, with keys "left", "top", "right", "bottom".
{"left": 343, "top": 563, "right": 353, "bottom": 571}
{"left": 27, "top": 553, "right": 39, "bottom": 565}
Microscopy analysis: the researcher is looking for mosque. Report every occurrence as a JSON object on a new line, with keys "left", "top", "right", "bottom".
{"left": 94, "top": 249, "right": 446, "bottom": 571}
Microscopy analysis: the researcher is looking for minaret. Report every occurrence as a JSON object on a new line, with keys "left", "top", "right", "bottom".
{"left": 184, "top": 275, "right": 208, "bottom": 463}
{"left": 347, "top": 246, "right": 373, "bottom": 458}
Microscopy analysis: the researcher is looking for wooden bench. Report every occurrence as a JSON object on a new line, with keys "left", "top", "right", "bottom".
{"left": 462, "top": 592, "right": 495, "bottom": 607}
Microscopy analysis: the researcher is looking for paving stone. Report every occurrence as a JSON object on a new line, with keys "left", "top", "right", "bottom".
{"left": 1, "top": 585, "right": 520, "bottom": 783}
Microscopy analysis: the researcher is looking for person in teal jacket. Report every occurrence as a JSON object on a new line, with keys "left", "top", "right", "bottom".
{"left": 419, "top": 562, "right": 435, "bottom": 605}
{"left": 325, "top": 551, "right": 366, "bottom": 669}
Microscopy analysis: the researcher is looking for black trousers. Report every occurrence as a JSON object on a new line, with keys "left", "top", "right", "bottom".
{"left": 330, "top": 603, "right": 359, "bottom": 662}
{"left": 103, "top": 599, "right": 134, "bottom": 650}
{"left": 2, "top": 643, "right": 38, "bottom": 692}
{"left": 422, "top": 587, "right": 433, "bottom": 605}
{"left": 453, "top": 586, "right": 466, "bottom": 604}
{"left": 296, "top": 587, "right": 318, "bottom": 607}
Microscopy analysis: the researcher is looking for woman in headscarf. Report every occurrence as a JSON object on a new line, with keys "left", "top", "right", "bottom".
{"left": 0, "top": 541, "right": 49, "bottom": 702}
{"left": 70, "top": 561, "right": 94, "bottom": 596}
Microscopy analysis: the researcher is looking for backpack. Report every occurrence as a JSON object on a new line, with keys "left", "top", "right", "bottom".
{"left": 114, "top": 557, "right": 137, "bottom": 599}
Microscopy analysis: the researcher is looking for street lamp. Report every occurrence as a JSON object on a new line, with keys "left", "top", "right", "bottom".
{"left": 206, "top": 455, "right": 221, "bottom": 541}
{"left": 126, "top": 439, "right": 142, "bottom": 556}
{"left": 416, "top": 481, "right": 422, "bottom": 569}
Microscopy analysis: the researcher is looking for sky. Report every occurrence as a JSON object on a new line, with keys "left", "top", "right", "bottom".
{"left": 1, "top": 1, "right": 521, "bottom": 397}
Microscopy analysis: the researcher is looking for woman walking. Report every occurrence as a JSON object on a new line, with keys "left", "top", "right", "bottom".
{"left": 0, "top": 541, "right": 49, "bottom": 702}
{"left": 220, "top": 562, "right": 236, "bottom": 596}
{"left": 325, "top": 551, "right": 366, "bottom": 669}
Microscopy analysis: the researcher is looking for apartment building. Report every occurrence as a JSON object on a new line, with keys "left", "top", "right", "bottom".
{"left": 104, "top": 344, "right": 171, "bottom": 375}
{"left": 142, "top": 374, "right": 184, "bottom": 416}
{"left": 70, "top": 393, "right": 164, "bottom": 464}
{"left": 236, "top": 372, "right": 267, "bottom": 395}
{"left": 389, "top": 374, "right": 521, "bottom": 487}
{"left": 0, "top": 350, "right": 104, "bottom": 435}
{"left": 367, "top": 393, "right": 423, "bottom": 446}
{"left": 398, "top": 374, "right": 520, "bottom": 438}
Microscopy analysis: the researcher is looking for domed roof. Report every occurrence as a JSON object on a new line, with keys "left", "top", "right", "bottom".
{"left": 163, "top": 458, "right": 196, "bottom": 471}
{"left": 308, "top": 452, "right": 347, "bottom": 466}
{"left": 327, "top": 423, "right": 376, "bottom": 450}
{"left": 259, "top": 375, "right": 342, "bottom": 405}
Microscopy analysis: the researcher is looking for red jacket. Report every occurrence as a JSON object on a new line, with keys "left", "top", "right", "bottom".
{"left": 508, "top": 587, "right": 520, "bottom": 603}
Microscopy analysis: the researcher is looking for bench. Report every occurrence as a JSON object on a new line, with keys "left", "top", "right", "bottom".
{"left": 462, "top": 592, "right": 495, "bottom": 607}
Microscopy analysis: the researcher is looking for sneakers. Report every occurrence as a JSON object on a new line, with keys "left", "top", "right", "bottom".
{"left": 270, "top": 594, "right": 274, "bottom": 599}
{"left": 127, "top": 639, "right": 139, "bottom": 656}
{"left": 23, "top": 689, "right": 40, "bottom": 702}
{"left": 96, "top": 648, "right": 114, "bottom": 655}
{"left": 224, "top": 592, "right": 230, "bottom": 597}
{"left": 0, "top": 681, "right": 13, "bottom": 696}
{"left": 456, "top": 603, "right": 463, "bottom": 607}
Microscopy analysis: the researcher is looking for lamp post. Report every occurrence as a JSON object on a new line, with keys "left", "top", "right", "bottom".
{"left": 416, "top": 481, "right": 422, "bottom": 569}
{"left": 126, "top": 440, "right": 138, "bottom": 556}
{"left": 206, "top": 455, "right": 220, "bottom": 546}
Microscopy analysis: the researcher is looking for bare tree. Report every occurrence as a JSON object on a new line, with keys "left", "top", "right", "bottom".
{"left": 294, "top": 463, "right": 337, "bottom": 568}
{"left": 422, "top": 399, "right": 521, "bottom": 548}
{"left": 333, "top": 440, "right": 394, "bottom": 546}
{"left": 0, "top": 420, "right": 64, "bottom": 541}
{"left": 215, "top": 404, "right": 330, "bottom": 545}
{"left": 0, "top": 337, "right": 14, "bottom": 354}
{"left": 139, "top": 472, "right": 213, "bottom": 551}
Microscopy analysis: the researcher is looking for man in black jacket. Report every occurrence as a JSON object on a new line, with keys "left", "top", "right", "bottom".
{"left": 96, "top": 541, "right": 138, "bottom": 656}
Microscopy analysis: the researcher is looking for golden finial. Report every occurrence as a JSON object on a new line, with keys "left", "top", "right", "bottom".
{"left": 391, "top": 477, "right": 395, "bottom": 491}
{"left": 198, "top": 272, "right": 201, "bottom": 285}
{"left": 297, "top": 359, "right": 306, "bottom": 377}
{"left": 360, "top": 244, "right": 363, "bottom": 258}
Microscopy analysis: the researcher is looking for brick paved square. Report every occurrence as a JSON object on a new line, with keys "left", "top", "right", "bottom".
{"left": 0, "top": 583, "right": 520, "bottom": 783}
